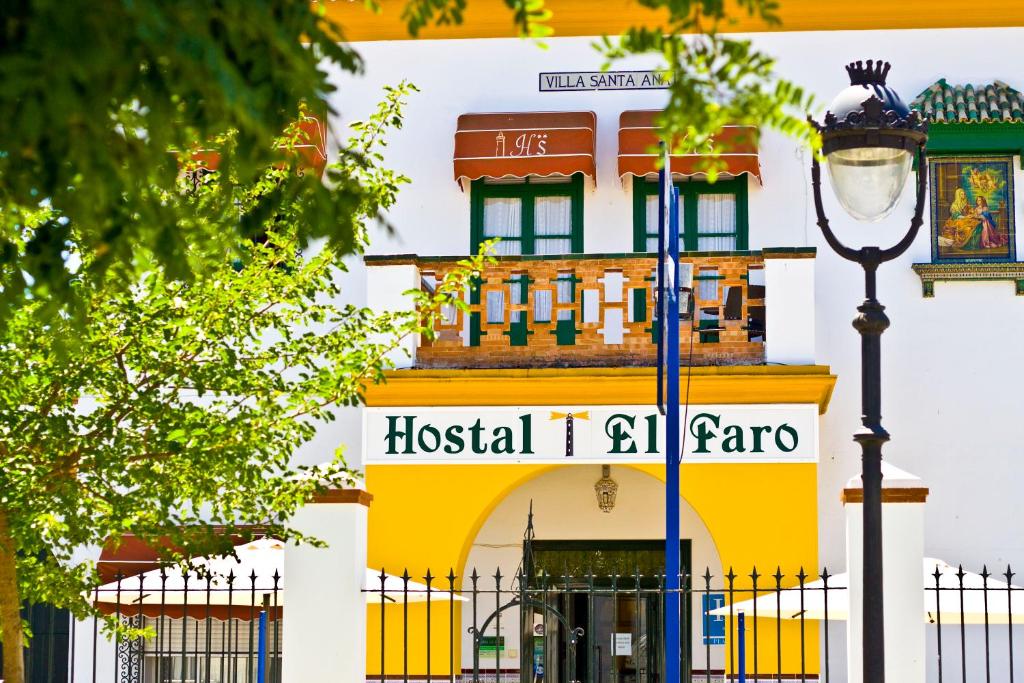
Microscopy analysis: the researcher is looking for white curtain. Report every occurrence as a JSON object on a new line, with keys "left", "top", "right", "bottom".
{"left": 696, "top": 194, "right": 737, "bottom": 251}
{"left": 486, "top": 290, "right": 505, "bottom": 324}
{"left": 534, "top": 289, "right": 552, "bottom": 322}
{"left": 645, "top": 195, "right": 660, "bottom": 252}
{"left": 483, "top": 197, "right": 522, "bottom": 255}
{"left": 644, "top": 193, "right": 684, "bottom": 252}
{"left": 555, "top": 273, "right": 574, "bottom": 321}
{"left": 697, "top": 269, "right": 719, "bottom": 302}
{"left": 534, "top": 196, "right": 572, "bottom": 254}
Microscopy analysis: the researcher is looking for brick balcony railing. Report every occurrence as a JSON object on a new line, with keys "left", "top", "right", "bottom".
{"left": 365, "top": 249, "right": 816, "bottom": 369}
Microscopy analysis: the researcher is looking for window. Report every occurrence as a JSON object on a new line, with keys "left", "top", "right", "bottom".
{"left": 471, "top": 174, "right": 584, "bottom": 255}
{"left": 632, "top": 177, "right": 748, "bottom": 252}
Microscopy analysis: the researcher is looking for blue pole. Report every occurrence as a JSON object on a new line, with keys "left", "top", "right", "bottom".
{"left": 257, "top": 607, "right": 268, "bottom": 683}
{"left": 662, "top": 155, "right": 682, "bottom": 683}
{"left": 738, "top": 612, "right": 747, "bottom": 683}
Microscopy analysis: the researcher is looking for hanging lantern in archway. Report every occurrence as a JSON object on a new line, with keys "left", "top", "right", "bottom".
{"left": 594, "top": 465, "right": 618, "bottom": 513}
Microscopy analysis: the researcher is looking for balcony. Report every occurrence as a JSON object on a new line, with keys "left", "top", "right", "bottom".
{"left": 365, "top": 249, "right": 816, "bottom": 369}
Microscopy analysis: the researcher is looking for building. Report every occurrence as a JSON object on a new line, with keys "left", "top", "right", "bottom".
{"left": 306, "top": 2, "right": 1024, "bottom": 681}
{"left": 84, "top": 3, "right": 1024, "bottom": 682}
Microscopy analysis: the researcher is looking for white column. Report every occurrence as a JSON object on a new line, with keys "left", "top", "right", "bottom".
{"left": 763, "top": 250, "right": 816, "bottom": 365}
{"left": 366, "top": 262, "right": 421, "bottom": 368}
{"left": 844, "top": 462, "right": 928, "bottom": 683}
{"left": 71, "top": 619, "right": 116, "bottom": 683}
{"left": 282, "top": 489, "right": 371, "bottom": 683}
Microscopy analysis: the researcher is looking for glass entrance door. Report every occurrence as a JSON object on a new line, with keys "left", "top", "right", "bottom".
{"left": 527, "top": 540, "right": 692, "bottom": 683}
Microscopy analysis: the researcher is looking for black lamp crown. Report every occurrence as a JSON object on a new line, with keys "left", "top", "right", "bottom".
{"left": 813, "top": 59, "right": 927, "bottom": 156}
{"left": 845, "top": 60, "right": 891, "bottom": 86}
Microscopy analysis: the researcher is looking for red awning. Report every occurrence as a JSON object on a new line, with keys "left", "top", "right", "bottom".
{"left": 186, "top": 113, "right": 328, "bottom": 178}
{"left": 454, "top": 111, "right": 596, "bottom": 185}
{"left": 617, "top": 110, "right": 761, "bottom": 184}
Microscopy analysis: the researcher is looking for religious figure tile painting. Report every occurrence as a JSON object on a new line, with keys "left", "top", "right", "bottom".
{"left": 930, "top": 156, "right": 1016, "bottom": 262}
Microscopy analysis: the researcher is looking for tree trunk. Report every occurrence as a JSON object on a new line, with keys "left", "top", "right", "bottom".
{"left": 0, "top": 509, "right": 25, "bottom": 683}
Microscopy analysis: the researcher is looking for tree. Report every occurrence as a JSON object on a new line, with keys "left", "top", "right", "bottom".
{"left": 599, "top": 0, "right": 817, "bottom": 163}
{"left": 1, "top": 1, "right": 817, "bottom": 679}
{"left": 0, "top": 0, "right": 545, "bottom": 323}
{"left": 1, "top": 0, "right": 811, "bottom": 325}
{"left": 0, "top": 84, "right": 492, "bottom": 683}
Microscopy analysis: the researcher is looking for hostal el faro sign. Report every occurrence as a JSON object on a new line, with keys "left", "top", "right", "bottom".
{"left": 364, "top": 405, "right": 818, "bottom": 464}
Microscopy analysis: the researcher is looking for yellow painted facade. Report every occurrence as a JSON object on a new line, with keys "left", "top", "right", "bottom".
{"left": 320, "top": 0, "right": 1024, "bottom": 42}
{"left": 363, "top": 367, "right": 834, "bottom": 677}
{"left": 363, "top": 365, "right": 837, "bottom": 413}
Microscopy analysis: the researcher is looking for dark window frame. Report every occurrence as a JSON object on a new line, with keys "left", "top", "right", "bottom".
{"left": 470, "top": 173, "right": 585, "bottom": 255}
{"left": 632, "top": 176, "right": 749, "bottom": 252}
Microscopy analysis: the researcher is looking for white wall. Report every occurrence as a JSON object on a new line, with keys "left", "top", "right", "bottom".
{"left": 320, "top": 27, "right": 1024, "bottom": 582}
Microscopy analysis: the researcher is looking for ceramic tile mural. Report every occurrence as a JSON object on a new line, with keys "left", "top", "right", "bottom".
{"left": 930, "top": 156, "right": 1015, "bottom": 262}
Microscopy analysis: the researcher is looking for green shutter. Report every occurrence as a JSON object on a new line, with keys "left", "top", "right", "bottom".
{"left": 632, "top": 287, "right": 647, "bottom": 322}
{"left": 554, "top": 312, "right": 579, "bottom": 346}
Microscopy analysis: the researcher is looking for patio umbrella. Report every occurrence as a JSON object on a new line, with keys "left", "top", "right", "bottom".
{"left": 94, "top": 537, "right": 465, "bottom": 606}
{"left": 708, "top": 558, "right": 1024, "bottom": 624}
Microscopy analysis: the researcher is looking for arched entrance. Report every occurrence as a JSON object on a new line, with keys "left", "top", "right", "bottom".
{"left": 462, "top": 465, "right": 725, "bottom": 683}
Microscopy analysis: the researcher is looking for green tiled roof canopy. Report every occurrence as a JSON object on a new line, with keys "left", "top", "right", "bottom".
{"left": 912, "top": 79, "right": 1024, "bottom": 123}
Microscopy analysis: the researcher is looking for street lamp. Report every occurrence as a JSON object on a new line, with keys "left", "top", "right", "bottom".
{"left": 809, "top": 60, "right": 928, "bottom": 683}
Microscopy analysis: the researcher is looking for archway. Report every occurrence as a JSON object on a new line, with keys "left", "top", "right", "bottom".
{"left": 461, "top": 464, "right": 725, "bottom": 680}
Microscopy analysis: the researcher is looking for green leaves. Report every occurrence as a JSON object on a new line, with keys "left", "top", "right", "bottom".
{"left": 597, "top": 0, "right": 818, "bottom": 179}
{"left": 400, "top": 0, "right": 551, "bottom": 39}
{"left": 0, "top": 0, "right": 360, "bottom": 324}
{"left": 0, "top": 82, "right": 452, "bottom": 637}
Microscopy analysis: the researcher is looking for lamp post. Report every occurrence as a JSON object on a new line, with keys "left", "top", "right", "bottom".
{"left": 809, "top": 60, "right": 928, "bottom": 683}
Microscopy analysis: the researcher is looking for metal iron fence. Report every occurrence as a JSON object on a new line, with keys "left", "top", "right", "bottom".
{"left": 7, "top": 561, "right": 1024, "bottom": 682}
{"left": 362, "top": 566, "right": 845, "bottom": 683}
{"left": 926, "top": 562, "right": 1023, "bottom": 683}
{"left": 72, "top": 568, "right": 282, "bottom": 683}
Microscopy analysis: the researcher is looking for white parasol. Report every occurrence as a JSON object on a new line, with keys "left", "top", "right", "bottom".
{"left": 94, "top": 537, "right": 465, "bottom": 606}
{"left": 709, "top": 558, "right": 1024, "bottom": 624}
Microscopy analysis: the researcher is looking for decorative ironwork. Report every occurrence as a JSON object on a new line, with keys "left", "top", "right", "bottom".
{"left": 809, "top": 59, "right": 930, "bottom": 683}
{"left": 811, "top": 60, "right": 928, "bottom": 156}
{"left": 116, "top": 615, "right": 143, "bottom": 683}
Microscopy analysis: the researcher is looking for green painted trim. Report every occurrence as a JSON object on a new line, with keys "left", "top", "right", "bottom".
{"left": 470, "top": 173, "right": 585, "bottom": 255}
{"left": 926, "top": 122, "right": 1024, "bottom": 156}
{"left": 646, "top": 318, "right": 660, "bottom": 343}
{"left": 469, "top": 312, "right": 482, "bottom": 347}
{"left": 632, "top": 176, "right": 649, "bottom": 252}
{"left": 554, "top": 314, "right": 579, "bottom": 346}
{"left": 761, "top": 247, "right": 817, "bottom": 257}
{"left": 632, "top": 288, "right": 647, "bottom": 323}
{"left": 631, "top": 177, "right": 750, "bottom": 252}
{"left": 734, "top": 177, "right": 749, "bottom": 250}
{"left": 468, "top": 274, "right": 483, "bottom": 306}
{"left": 570, "top": 173, "right": 585, "bottom": 253}
{"left": 505, "top": 318, "right": 531, "bottom": 346}
{"left": 698, "top": 317, "right": 720, "bottom": 344}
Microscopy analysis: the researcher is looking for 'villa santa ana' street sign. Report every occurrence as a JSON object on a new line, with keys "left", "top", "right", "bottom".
{"left": 539, "top": 71, "right": 673, "bottom": 92}
{"left": 363, "top": 405, "right": 818, "bottom": 464}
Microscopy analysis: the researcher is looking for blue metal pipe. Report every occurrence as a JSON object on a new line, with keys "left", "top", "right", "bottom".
{"left": 257, "top": 608, "right": 268, "bottom": 683}
{"left": 738, "top": 612, "right": 746, "bottom": 683}
{"left": 660, "top": 150, "right": 682, "bottom": 683}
